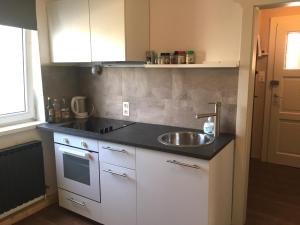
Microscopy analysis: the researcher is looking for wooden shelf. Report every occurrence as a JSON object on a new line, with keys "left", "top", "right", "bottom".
{"left": 144, "top": 61, "right": 240, "bottom": 69}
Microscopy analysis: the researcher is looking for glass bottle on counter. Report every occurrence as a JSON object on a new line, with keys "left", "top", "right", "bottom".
{"left": 46, "top": 97, "right": 55, "bottom": 123}
{"left": 53, "top": 98, "right": 61, "bottom": 123}
{"left": 61, "top": 97, "right": 70, "bottom": 121}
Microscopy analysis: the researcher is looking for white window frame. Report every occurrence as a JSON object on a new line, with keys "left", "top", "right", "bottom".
{"left": 0, "top": 28, "right": 36, "bottom": 127}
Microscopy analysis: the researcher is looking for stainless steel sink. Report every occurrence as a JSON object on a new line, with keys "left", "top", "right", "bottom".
{"left": 157, "top": 131, "right": 214, "bottom": 147}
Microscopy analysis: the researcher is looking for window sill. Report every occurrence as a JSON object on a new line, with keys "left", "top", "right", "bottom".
{"left": 0, "top": 121, "right": 45, "bottom": 137}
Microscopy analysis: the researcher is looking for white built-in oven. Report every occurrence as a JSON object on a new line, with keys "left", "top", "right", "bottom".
{"left": 54, "top": 143, "right": 100, "bottom": 202}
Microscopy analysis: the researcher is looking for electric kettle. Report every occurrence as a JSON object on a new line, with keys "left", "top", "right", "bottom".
{"left": 71, "top": 96, "right": 94, "bottom": 119}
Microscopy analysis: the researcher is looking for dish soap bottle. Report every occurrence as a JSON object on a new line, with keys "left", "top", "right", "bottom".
{"left": 203, "top": 117, "right": 214, "bottom": 135}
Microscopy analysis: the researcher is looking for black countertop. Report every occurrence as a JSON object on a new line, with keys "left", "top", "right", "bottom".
{"left": 37, "top": 119, "right": 235, "bottom": 160}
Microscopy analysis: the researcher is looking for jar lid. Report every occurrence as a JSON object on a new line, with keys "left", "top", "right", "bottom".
{"left": 185, "top": 50, "right": 194, "bottom": 54}
{"left": 174, "top": 51, "right": 185, "bottom": 55}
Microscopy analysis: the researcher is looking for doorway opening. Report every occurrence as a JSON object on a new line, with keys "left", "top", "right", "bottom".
{"left": 247, "top": 3, "right": 300, "bottom": 225}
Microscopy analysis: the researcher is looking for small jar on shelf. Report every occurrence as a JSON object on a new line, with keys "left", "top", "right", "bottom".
{"left": 174, "top": 51, "right": 186, "bottom": 64}
{"left": 185, "top": 50, "right": 195, "bottom": 64}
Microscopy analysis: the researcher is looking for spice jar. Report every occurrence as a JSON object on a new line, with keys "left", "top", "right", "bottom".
{"left": 164, "top": 53, "right": 171, "bottom": 64}
{"left": 175, "top": 51, "right": 186, "bottom": 64}
{"left": 186, "top": 50, "right": 195, "bottom": 64}
{"left": 170, "top": 53, "right": 176, "bottom": 64}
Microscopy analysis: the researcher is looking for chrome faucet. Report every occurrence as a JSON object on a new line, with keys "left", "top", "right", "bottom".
{"left": 195, "top": 102, "right": 221, "bottom": 137}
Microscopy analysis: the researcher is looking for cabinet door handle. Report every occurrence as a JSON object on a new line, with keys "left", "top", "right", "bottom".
{"left": 103, "top": 169, "right": 127, "bottom": 178}
{"left": 102, "top": 146, "right": 127, "bottom": 153}
{"left": 66, "top": 197, "right": 86, "bottom": 207}
{"left": 166, "top": 160, "right": 201, "bottom": 169}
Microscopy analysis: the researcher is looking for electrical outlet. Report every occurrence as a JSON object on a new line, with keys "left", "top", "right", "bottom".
{"left": 123, "top": 102, "right": 129, "bottom": 116}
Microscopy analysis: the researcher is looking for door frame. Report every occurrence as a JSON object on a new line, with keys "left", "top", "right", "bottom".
{"left": 232, "top": 1, "right": 300, "bottom": 225}
{"left": 261, "top": 16, "right": 279, "bottom": 161}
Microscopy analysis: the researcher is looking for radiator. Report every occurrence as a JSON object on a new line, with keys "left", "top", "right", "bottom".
{"left": 0, "top": 141, "right": 45, "bottom": 215}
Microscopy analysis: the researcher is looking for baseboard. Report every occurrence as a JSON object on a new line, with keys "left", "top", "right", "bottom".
{"left": 0, "top": 193, "right": 58, "bottom": 225}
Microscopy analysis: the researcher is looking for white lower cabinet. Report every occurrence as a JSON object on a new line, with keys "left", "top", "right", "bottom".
{"left": 58, "top": 189, "right": 103, "bottom": 222}
{"left": 56, "top": 135, "right": 233, "bottom": 225}
{"left": 136, "top": 141, "right": 234, "bottom": 225}
{"left": 100, "top": 162, "right": 137, "bottom": 225}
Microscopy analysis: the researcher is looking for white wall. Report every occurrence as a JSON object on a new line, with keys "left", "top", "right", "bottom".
{"left": 36, "top": 0, "right": 51, "bottom": 65}
{"left": 150, "top": 0, "right": 243, "bottom": 63}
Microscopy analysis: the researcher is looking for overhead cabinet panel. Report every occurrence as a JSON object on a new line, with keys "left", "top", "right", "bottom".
{"left": 47, "top": 0, "right": 92, "bottom": 63}
{"left": 90, "top": 0, "right": 126, "bottom": 61}
{"left": 90, "top": 0, "right": 149, "bottom": 62}
{"left": 47, "top": 0, "right": 149, "bottom": 63}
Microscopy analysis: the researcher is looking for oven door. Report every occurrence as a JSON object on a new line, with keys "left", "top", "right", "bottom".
{"left": 54, "top": 143, "right": 100, "bottom": 202}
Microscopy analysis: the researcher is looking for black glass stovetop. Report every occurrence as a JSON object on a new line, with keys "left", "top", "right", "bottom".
{"left": 62, "top": 117, "right": 135, "bottom": 134}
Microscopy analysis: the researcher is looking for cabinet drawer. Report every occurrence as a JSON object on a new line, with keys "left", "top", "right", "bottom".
{"left": 58, "top": 189, "right": 103, "bottom": 223}
{"left": 99, "top": 141, "right": 135, "bottom": 169}
{"left": 54, "top": 132, "right": 98, "bottom": 152}
{"left": 100, "top": 163, "right": 136, "bottom": 225}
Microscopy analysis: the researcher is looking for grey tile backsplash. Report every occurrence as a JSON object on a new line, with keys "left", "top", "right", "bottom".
{"left": 41, "top": 65, "right": 81, "bottom": 103}
{"left": 41, "top": 65, "right": 238, "bottom": 133}
{"left": 79, "top": 67, "right": 238, "bottom": 133}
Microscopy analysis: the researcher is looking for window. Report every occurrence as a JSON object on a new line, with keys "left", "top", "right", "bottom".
{"left": 0, "top": 25, "right": 35, "bottom": 126}
{"left": 285, "top": 32, "right": 300, "bottom": 70}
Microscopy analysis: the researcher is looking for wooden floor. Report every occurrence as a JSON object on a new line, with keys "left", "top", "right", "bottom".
{"left": 14, "top": 205, "right": 101, "bottom": 225}
{"left": 245, "top": 159, "right": 300, "bottom": 225}
{"left": 14, "top": 159, "right": 300, "bottom": 225}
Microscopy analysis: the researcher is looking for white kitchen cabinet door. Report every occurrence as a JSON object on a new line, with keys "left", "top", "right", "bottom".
{"left": 136, "top": 149, "right": 210, "bottom": 225}
{"left": 89, "top": 0, "right": 126, "bottom": 62}
{"left": 89, "top": 0, "right": 149, "bottom": 62}
{"left": 100, "top": 163, "right": 136, "bottom": 225}
{"left": 47, "top": 0, "right": 91, "bottom": 62}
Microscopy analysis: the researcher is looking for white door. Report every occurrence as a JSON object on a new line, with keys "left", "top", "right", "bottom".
{"left": 136, "top": 148, "right": 209, "bottom": 225}
{"left": 267, "top": 15, "right": 300, "bottom": 168}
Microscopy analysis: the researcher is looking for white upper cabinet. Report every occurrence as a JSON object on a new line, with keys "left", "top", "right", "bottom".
{"left": 47, "top": 0, "right": 149, "bottom": 63}
{"left": 89, "top": 0, "right": 149, "bottom": 62}
{"left": 89, "top": 0, "right": 126, "bottom": 62}
{"left": 47, "top": 0, "right": 92, "bottom": 63}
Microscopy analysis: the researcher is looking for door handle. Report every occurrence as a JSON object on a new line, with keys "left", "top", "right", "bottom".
{"left": 273, "top": 94, "right": 282, "bottom": 99}
{"left": 66, "top": 197, "right": 86, "bottom": 207}
{"left": 166, "top": 160, "right": 201, "bottom": 169}
{"left": 270, "top": 80, "right": 280, "bottom": 87}
{"left": 59, "top": 147, "right": 92, "bottom": 160}
{"left": 103, "top": 169, "right": 127, "bottom": 178}
{"left": 102, "top": 146, "right": 127, "bottom": 153}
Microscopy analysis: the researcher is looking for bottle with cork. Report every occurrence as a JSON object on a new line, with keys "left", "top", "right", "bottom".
{"left": 61, "top": 97, "right": 70, "bottom": 121}
{"left": 53, "top": 98, "right": 62, "bottom": 123}
{"left": 46, "top": 97, "right": 55, "bottom": 123}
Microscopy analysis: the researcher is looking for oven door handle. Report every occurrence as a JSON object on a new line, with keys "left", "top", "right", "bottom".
{"left": 58, "top": 146, "right": 92, "bottom": 160}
